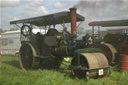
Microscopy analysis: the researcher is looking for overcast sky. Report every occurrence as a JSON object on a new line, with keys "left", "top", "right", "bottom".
{"left": 0, "top": 0, "right": 79, "bottom": 30}
{"left": 75, "top": 0, "right": 128, "bottom": 31}
{"left": 0, "top": 0, "right": 128, "bottom": 31}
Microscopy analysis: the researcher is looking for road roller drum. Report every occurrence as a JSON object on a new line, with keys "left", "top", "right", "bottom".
{"left": 71, "top": 48, "right": 110, "bottom": 79}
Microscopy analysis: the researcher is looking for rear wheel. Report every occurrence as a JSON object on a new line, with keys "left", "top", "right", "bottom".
{"left": 97, "top": 43, "right": 117, "bottom": 65}
{"left": 19, "top": 43, "right": 40, "bottom": 70}
{"left": 19, "top": 44, "right": 33, "bottom": 70}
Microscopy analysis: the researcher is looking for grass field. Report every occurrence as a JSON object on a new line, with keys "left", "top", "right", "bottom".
{"left": 0, "top": 56, "right": 128, "bottom": 85}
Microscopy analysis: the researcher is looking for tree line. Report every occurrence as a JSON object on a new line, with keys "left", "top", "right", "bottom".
{"left": 0, "top": 28, "right": 19, "bottom": 35}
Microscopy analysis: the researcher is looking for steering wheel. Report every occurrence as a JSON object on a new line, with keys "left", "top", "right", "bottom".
{"left": 21, "top": 25, "right": 32, "bottom": 36}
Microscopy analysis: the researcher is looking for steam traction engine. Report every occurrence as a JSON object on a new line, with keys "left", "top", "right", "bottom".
{"left": 89, "top": 20, "right": 128, "bottom": 65}
{"left": 10, "top": 8, "right": 110, "bottom": 79}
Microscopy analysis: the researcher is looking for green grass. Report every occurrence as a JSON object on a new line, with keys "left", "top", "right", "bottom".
{"left": 0, "top": 56, "right": 128, "bottom": 85}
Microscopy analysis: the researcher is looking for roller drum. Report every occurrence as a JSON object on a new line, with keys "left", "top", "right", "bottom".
{"left": 72, "top": 52, "right": 110, "bottom": 78}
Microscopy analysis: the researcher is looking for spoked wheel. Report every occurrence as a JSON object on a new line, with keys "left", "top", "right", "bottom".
{"left": 97, "top": 43, "right": 117, "bottom": 65}
{"left": 19, "top": 43, "right": 39, "bottom": 70}
{"left": 21, "top": 25, "right": 32, "bottom": 37}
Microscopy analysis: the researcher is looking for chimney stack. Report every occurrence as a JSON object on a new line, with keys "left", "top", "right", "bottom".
{"left": 70, "top": 8, "right": 77, "bottom": 35}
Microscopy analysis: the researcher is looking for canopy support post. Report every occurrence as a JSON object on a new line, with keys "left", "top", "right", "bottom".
{"left": 92, "top": 26, "right": 94, "bottom": 40}
{"left": 98, "top": 26, "right": 100, "bottom": 38}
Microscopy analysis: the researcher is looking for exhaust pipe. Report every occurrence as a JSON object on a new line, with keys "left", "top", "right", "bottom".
{"left": 70, "top": 8, "right": 77, "bottom": 35}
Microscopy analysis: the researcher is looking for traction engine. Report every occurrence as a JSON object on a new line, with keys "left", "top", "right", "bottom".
{"left": 10, "top": 8, "right": 110, "bottom": 79}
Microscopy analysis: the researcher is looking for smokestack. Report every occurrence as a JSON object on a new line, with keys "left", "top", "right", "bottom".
{"left": 70, "top": 8, "right": 77, "bottom": 35}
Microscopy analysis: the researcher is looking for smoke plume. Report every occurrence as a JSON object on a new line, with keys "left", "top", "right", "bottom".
{"left": 74, "top": 0, "right": 128, "bottom": 32}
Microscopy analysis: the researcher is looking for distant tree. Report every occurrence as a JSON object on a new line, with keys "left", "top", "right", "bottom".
{"left": 4, "top": 29, "right": 8, "bottom": 32}
{"left": 0, "top": 29, "right": 4, "bottom": 34}
{"left": 0, "top": 27, "right": 19, "bottom": 35}
{"left": 9, "top": 28, "right": 19, "bottom": 31}
{"left": 10, "top": 28, "right": 15, "bottom": 31}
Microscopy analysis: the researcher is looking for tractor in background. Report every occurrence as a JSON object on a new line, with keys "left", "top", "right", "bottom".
{"left": 89, "top": 20, "right": 128, "bottom": 65}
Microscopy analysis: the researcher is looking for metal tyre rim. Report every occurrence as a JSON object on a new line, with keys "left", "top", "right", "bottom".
{"left": 19, "top": 44, "right": 33, "bottom": 70}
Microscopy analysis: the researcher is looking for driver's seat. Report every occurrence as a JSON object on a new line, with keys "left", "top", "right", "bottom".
{"left": 44, "top": 29, "right": 58, "bottom": 47}
{"left": 46, "top": 29, "right": 58, "bottom": 36}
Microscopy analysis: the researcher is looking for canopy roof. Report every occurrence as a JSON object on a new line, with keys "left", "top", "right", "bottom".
{"left": 89, "top": 19, "right": 128, "bottom": 27}
{"left": 10, "top": 11, "right": 85, "bottom": 26}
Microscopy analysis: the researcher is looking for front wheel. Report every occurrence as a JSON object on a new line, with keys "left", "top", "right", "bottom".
{"left": 71, "top": 56, "right": 88, "bottom": 79}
